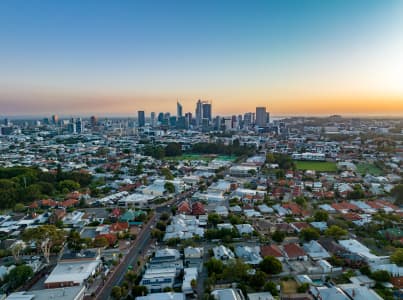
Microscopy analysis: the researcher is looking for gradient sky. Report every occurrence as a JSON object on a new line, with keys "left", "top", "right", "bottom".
{"left": 1, "top": 0, "right": 403, "bottom": 117}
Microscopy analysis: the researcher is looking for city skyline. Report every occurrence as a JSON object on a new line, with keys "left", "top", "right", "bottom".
{"left": 1, "top": 0, "right": 403, "bottom": 116}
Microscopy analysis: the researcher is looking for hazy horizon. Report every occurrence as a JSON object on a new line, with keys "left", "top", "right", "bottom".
{"left": 1, "top": 0, "right": 403, "bottom": 116}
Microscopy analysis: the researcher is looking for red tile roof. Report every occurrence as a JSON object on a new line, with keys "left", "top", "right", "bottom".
{"left": 178, "top": 201, "right": 191, "bottom": 214}
{"left": 191, "top": 202, "right": 205, "bottom": 215}
{"left": 283, "top": 243, "right": 306, "bottom": 258}
{"left": 261, "top": 244, "right": 284, "bottom": 258}
{"left": 331, "top": 201, "right": 359, "bottom": 212}
{"left": 110, "top": 222, "right": 129, "bottom": 232}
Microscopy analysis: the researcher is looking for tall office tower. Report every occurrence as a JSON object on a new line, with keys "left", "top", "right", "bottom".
{"left": 138, "top": 110, "right": 145, "bottom": 127}
{"left": 68, "top": 118, "right": 76, "bottom": 134}
{"left": 195, "top": 99, "right": 203, "bottom": 126}
{"left": 3, "top": 118, "right": 10, "bottom": 126}
{"left": 213, "top": 116, "right": 222, "bottom": 130}
{"left": 150, "top": 112, "right": 156, "bottom": 127}
{"left": 75, "top": 118, "right": 83, "bottom": 133}
{"left": 243, "top": 112, "right": 254, "bottom": 126}
{"left": 90, "top": 115, "right": 98, "bottom": 127}
{"left": 266, "top": 112, "right": 270, "bottom": 124}
{"left": 202, "top": 102, "right": 212, "bottom": 121}
{"left": 157, "top": 112, "right": 164, "bottom": 123}
{"left": 177, "top": 101, "right": 183, "bottom": 118}
{"left": 43, "top": 118, "right": 50, "bottom": 125}
{"left": 255, "top": 106, "right": 268, "bottom": 127}
{"left": 51, "top": 114, "right": 58, "bottom": 125}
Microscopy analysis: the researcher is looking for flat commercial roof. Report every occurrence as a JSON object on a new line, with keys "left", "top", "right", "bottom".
{"left": 44, "top": 260, "right": 101, "bottom": 285}
{"left": 6, "top": 286, "right": 85, "bottom": 300}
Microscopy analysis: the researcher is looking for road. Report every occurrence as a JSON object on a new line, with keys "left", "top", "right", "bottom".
{"left": 96, "top": 189, "right": 191, "bottom": 299}
{"left": 96, "top": 213, "right": 156, "bottom": 300}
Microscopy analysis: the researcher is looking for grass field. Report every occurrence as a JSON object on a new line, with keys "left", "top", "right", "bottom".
{"left": 168, "top": 154, "right": 237, "bottom": 162}
{"left": 356, "top": 163, "right": 383, "bottom": 176}
{"left": 294, "top": 161, "right": 337, "bottom": 172}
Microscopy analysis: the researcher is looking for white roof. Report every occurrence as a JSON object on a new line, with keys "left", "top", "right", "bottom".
{"left": 44, "top": 260, "right": 101, "bottom": 285}
{"left": 211, "top": 289, "right": 244, "bottom": 300}
{"left": 338, "top": 284, "right": 383, "bottom": 300}
{"left": 6, "top": 286, "right": 85, "bottom": 300}
{"left": 137, "top": 292, "right": 185, "bottom": 300}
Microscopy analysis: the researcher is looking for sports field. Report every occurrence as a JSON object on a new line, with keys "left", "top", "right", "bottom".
{"left": 168, "top": 154, "right": 237, "bottom": 162}
{"left": 356, "top": 163, "right": 383, "bottom": 175}
{"left": 294, "top": 161, "right": 337, "bottom": 172}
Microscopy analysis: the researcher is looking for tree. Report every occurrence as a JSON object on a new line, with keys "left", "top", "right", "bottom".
{"left": 58, "top": 179, "right": 80, "bottom": 192}
{"left": 14, "top": 203, "right": 26, "bottom": 212}
{"left": 371, "top": 270, "right": 391, "bottom": 282}
{"left": 10, "top": 241, "right": 25, "bottom": 263}
{"left": 271, "top": 230, "right": 285, "bottom": 243}
{"left": 191, "top": 278, "right": 197, "bottom": 290}
{"left": 391, "top": 184, "right": 403, "bottom": 206}
{"left": 205, "top": 258, "right": 224, "bottom": 276}
{"left": 164, "top": 182, "right": 175, "bottom": 193}
{"left": 160, "top": 212, "right": 170, "bottom": 221}
{"left": 295, "top": 196, "right": 307, "bottom": 208}
{"left": 94, "top": 236, "right": 109, "bottom": 248}
{"left": 390, "top": 248, "right": 403, "bottom": 266}
{"left": 161, "top": 168, "right": 174, "bottom": 180}
{"left": 111, "top": 286, "right": 122, "bottom": 299}
{"left": 6, "top": 265, "right": 33, "bottom": 290}
{"left": 222, "top": 259, "right": 250, "bottom": 282}
{"left": 67, "top": 230, "right": 84, "bottom": 251}
{"left": 132, "top": 285, "right": 148, "bottom": 297}
{"left": 325, "top": 225, "right": 348, "bottom": 240}
{"left": 249, "top": 270, "right": 267, "bottom": 290}
{"left": 208, "top": 213, "right": 221, "bottom": 226}
{"left": 22, "top": 225, "right": 65, "bottom": 264}
{"left": 300, "top": 227, "right": 320, "bottom": 241}
{"left": 263, "top": 281, "right": 278, "bottom": 296}
{"left": 314, "top": 210, "right": 329, "bottom": 222}
{"left": 259, "top": 256, "right": 282, "bottom": 275}
{"left": 165, "top": 143, "right": 182, "bottom": 157}
{"left": 297, "top": 283, "right": 310, "bottom": 293}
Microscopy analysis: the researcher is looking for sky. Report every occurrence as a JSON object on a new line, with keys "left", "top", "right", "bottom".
{"left": 1, "top": 0, "right": 403, "bottom": 117}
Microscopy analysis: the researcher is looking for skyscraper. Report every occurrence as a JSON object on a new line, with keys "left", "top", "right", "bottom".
{"left": 255, "top": 107, "right": 268, "bottom": 127}
{"left": 90, "top": 115, "right": 98, "bottom": 127}
{"left": 150, "top": 112, "right": 156, "bottom": 127}
{"left": 195, "top": 99, "right": 203, "bottom": 126}
{"left": 202, "top": 102, "right": 212, "bottom": 121}
{"left": 177, "top": 101, "right": 183, "bottom": 118}
{"left": 75, "top": 117, "right": 83, "bottom": 133}
{"left": 138, "top": 110, "right": 145, "bottom": 127}
{"left": 51, "top": 114, "right": 58, "bottom": 125}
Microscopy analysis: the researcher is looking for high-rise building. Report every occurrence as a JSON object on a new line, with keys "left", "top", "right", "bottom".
{"left": 150, "top": 112, "right": 156, "bottom": 127}
{"left": 51, "top": 114, "right": 58, "bottom": 125}
{"left": 177, "top": 101, "right": 183, "bottom": 118}
{"left": 202, "top": 102, "right": 212, "bottom": 121}
{"left": 75, "top": 118, "right": 83, "bottom": 133}
{"left": 255, "top": 107, "right": 268, "bottom": 127}
{"left": 138, "top": 110, "right": 145, "bottom": 127}
{"left": 90, "top": 115, "right": 98, "bottom": 127}
{"left": 243, "top": 112, "right": 254, "bottom": 126}
{"left": 195, "top": 99, "right": 203, "bottom": 126}
{"left": 68, "top": 118, "right": 76, "bottom": 134}
{"left": 157, "top": 112, "right": 164, "bottom": 123}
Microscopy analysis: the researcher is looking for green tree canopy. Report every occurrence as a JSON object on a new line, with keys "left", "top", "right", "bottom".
{"left": 164, "top": 182, "right": 175, "bottom": 193}
{"left": 325, "top": 225, "right": 348, "bottom": 240}
{"left": 22, "top": 225, "right": 65, "bottom": 264}
{"left": 390, "top": 248, "right": 403, "bottom": 266}
{"left": 259, "top": 256, "right": 282, "bottom": 275}
{"left": 300, "top": 227, "right": 320, "bottom": 241}
{"left": 314, "top": 210, "right": 329, "bottom": 222}
{"left": 6, "top": 265, "right": 33, "bottom": 290}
